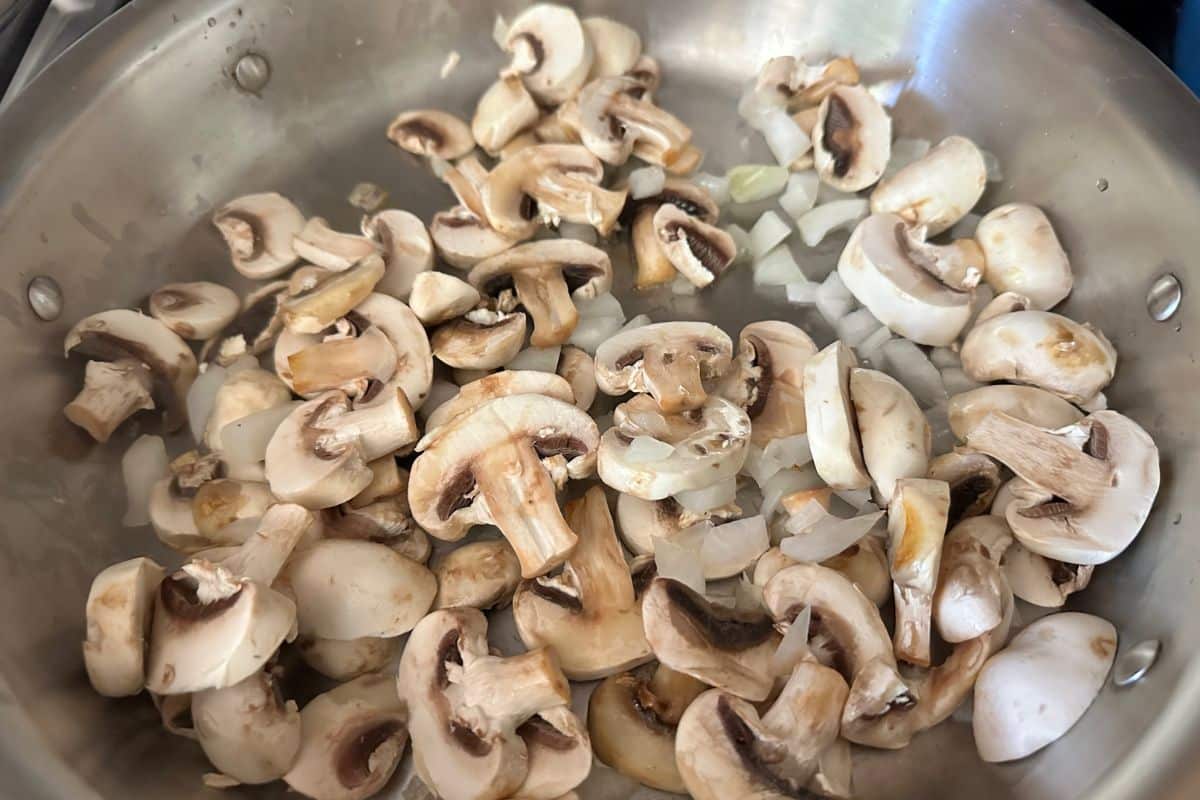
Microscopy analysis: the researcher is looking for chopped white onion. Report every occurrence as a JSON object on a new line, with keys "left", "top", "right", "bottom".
{"left": 558, "top": 221, "right": 598, "bottom": 244}
{"left": 568, "top": 315, "right": 624, "bottom": 355}
{"left": 763, "top": 434, "right": 812, "bottom": 472}
{"left": 575, "top": 292, "right": 626, "bottom": 321}
{"left": 749, "top": 211, "right": 793, "bottom": 260}
{"left": 430, "top": 157, "right": 451, "bottom": 178}
{"left": 727, "top": 164, "right": 790, "bottom": 204}
{"left": 419, "top": 379, "right": 458, "bottom": 421}
{"left": 797, "top": 198, "right": 869, "bottom": 247}
{"left": 726, "top": 223, "right": 753, "bottom": 264}
{"left": 882, "top": 137, "right": 931, "bottom": 179}
{"left": 741, "top": 444, "right": 778, "bottom": 487}
{"left": 220, "top": 402, "right": 300, "bottom": 466}
{"left": 834, "top": 307, "right": 882, "bottom": 347}
{"left": 786, "top": 281, "right": 819, "bottom": 305}
{"left": 816, "top": 181, "right": 858, "bottom": 205}
{"left": 619, "top": 314, "right": 652, "bottom": 334}
{"left": 856, "top": 325, "right": 892, "bottom": 365}
{"left": 770, "top": 604, "right": 811, "bottom": 676}
{"left": 671, "top": 275, "right": 699, "bottom": 296}
{"left": 761, "top": 108, "right": 813, "bottom": 168}
{"left": 784, "top": 499, "right": 833, "bottom": 535}
{"left": 925, "top": 403, "right": 956, "bottom": 456}
{"left": 780, "top": 511, "right": 884, "bottom": 563}
{"left": 981, "top": 149, "right": 1004, "bottom": 182}
{"left": 815, "top": 271, "right": 857, "bottom": 326}
{"left": 736, "top": 84, "right": 774, "bottom": 131}
{"left": 506, "top": 346, "right": 562, "bottom": 373}
{"left": 941, "top": 367, "right": 983, "bottom": 396}
{"left": 701, "top": 516, "right": 769, "bottom": 577}
{"left": 753, "top": 247, "right": 807, "bottom": 286}
{"left": 628, "top": 166, "right": 666, "bottom": 199}
{"left": 880, "top": 339, "right": 947, "bottom": 408}
{"left": 492, "top": 14, "right": 509, "bottom": 48}
{"left": 930, "top": 347, "right": 961, "bottom": 369}
{"left": 627, "top": 435, "right": 675, "bottom": 463}
{"left": 186, "top": 364, "right": 227, "bottom": 443}
{"left": 735, "top": 482, "right": 764, "bottom": 518}
{"left": 692, "top": 172, "right": 731, "bottom": 206}
{"left": 675, "top": 478, "right": 738, "bottom": 514}
{"left": 834, "top": 488, "right": 875, "bottom": 511}
{"left": 654, "top": 536, "right": 706, "bottom": 595}
{"left": 122, "top": 435, "right": 168, "bottom": 527}
{"left": 761, "top": 467, "right": 823, "bottom": 519}
{"left": 950, "top": 212, "right": 982, "bottom": 240}
{"left": 779, "top": 171, "right": 820, "bottom": 220}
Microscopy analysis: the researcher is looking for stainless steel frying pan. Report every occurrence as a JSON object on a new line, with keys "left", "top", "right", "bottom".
{"left": 1, "top": 1, "right": 1198, "bottom": 798}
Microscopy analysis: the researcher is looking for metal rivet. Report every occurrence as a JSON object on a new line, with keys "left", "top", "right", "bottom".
{"left": 1147, "top": 273, "right": 1182, "bottom": 322}
{"left": 234, "top": 52, "right": 271, "bottom": 93}
{"left": 1097, "top": 178, "right": 1109, "bottom": 192}
{"left": 1113, "top": 639, "right": 1161, "bottom": 687}
{"left": 27, "top": 276, "right": 63, "bottom": 321}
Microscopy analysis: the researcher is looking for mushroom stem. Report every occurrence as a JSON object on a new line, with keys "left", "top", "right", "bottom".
{"left": 642, "top": 350, "right": 705, "bottom": 413}
{"left": 562, "top": 488, "right": 635, "bottom": 611}
{"left": 459, "top": 648, "right": 571, "bottom": 728}
{"left": 514, "top": 271, "right": 580, "bottom": 347}
{"left": 220, "top": 504, "right": 314, "bottom": 586}
{"left": 286, "top": 326, "right": 397, "bottom": 396}
{"left": 65, "top": 359, "right": 155, "bottom": 442}
{"left": 332, "top": 388, "right": 419, "bottom": 461}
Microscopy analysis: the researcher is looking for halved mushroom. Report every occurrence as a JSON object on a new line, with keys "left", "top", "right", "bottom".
{"left": 422, "top": 370, "right": 575, "bottom": 440}
{"left": 960, "top": 310, "right": 1117, "bottom": 403}
{"left": 1003, "top": 540, "right": 1094, "bottom": 608}
{"left": 812, "top": 84, "right": 891, "bottom": 192}
{"left": 473, "top": 75, "right": 540, "bottom": 156}
{"left": 631, "top": 205, "right": 678, "bottom": 288}
{"left": 212, "top": 192, "right": 305, "bottom": 279}
{"left": 191, "top": 479, "right": 274, "bottom": 543}
{"left": 838, "top": 214, "right": 974, "bottom": 346}
{"left": 804, "top": 341, "right": 871, "bottom": 490}
{"left": 204, "top": 280, "right": 290, "bottom": 365}
{"left": 430, "top": 206, "right": 522, "bottom": 269}
{"left": 295, "top": 636, "right": 399, "bottom": 681}
{"left": 850, "top": 367, "right": 930, "bottom": 503}
{"left": 582, "top": 17, "right": 641, "bottom": 79}
{"left": 433, "top": 539, "right": 523, "bottom": 610}
{"left": 653, "top": 204, "right": 736, "bottom": 288}
{"left": 192, "top": 668, "right": 301, "bottom": 785}
{"left": 469, "top": 239, "right": 613, "bottom": 346}
{"left": 431, "top": 308, "right": 529, "bottom": 370}
{"left": 927, "top": 450, "right": 1001, "bottom": 527}
{"left": 557, "top": 345, "right": 596, "bottom": 410}
{"left": 598, "top": 395, "right": 751, "bottom": 500}
{"left": 409, "top": 393, "right": 599, "bottom": 577}
{"left": 718, "top": 321, "right": 816, "bottom": 446}
{"left": 65, "top": 309, "right": 198, "bottom": 432}
{"left": 64, "top": 359, "right": 155, "bottom": 443}
{"left": 83, "top": 557, "right": 165, "bottom": 696}
{"left": 292, "top": 217, "right": 381, "bottom": 272}
{"left": 578, "top": 76, "right": 692, "bottom": 167}
{"left": 870, "top": 136, "right": 988, "bottom": 235}
{"left": 149, "top": 282, "right": 240, "bottom": 341}
{"left": 408, "top": 272, "right": 481, "bottom": 326}
{"left": 674, "top": 661, "right": 849, "bottom": 800}
{"left": 355, "top": 292, "right": 434, "bottom": 410}
{"left": 502, "top": 4, "right": 594, "bottom": 105}
{"left": 514, "top": 705, "right": 593, "bottom": 800}
{"left": 595, "top": 321, "right": 733, "bottom": 413}
{"left": 286, "top": 325, "right": 397, "bottom": 398}
{"left": 977, "top": 203, "right": 1074, "bottom": 310}
{"left": 321, "top": 493, "right": 431, "bottom": 565}
{"left": 150, "top": 453, "right": 223, "bottom": 552}
{"left": 934, "top": 516, "right": 1013, "bottom": 644}
{"left": 284, "top": 672, "right": 409, "bottom": 800}
{"left": 973, "top": 612, "right": 1116, "bottom": 762}
{"left": 362, "top": 209, "right": 434, "bottom": 298}
{"left": 204, "top": 366, "right": 292, "bottom": 451}
{"left": 947, "top": 384, "right": 1083, "bottom": 441}
{"left": 387, "top": 109, "right": 475, "bottom": 160}
{"left": 280, "top": 255, "right": 386, "bottom": 334}
{"left": 513, "top": 486, "right": 652, "bottom": 679}
{"left": 965, "top": 410, "right": 1160, "bottom": 564}
{"left": 398, "top": 608, "right": 571, "bottom": 800}
{"left": 887, "top": 478, "right": 950, "bottom": 667}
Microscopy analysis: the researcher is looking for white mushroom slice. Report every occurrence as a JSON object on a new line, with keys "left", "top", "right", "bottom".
{"left": 675, "top": 661, "right": 849, "bottom": 800}
{"left": 629, "top": 179, "right": 719, "bottom": 288}
{"left": 282, "top": 539, "right": 435, "bottom": 639}
{"left": 409, "top": 393, "right": 599, "bottom": 578}
{"left": 1003, "top": 541, "right": 1094, "bottom": 608}
{"left": 298, "top": 636, "right": 398, "bottom": 682}
{"left": 422, "top": 370, "right": 575, "bottom": 441}
{"left": 928, "top": 450, "right": 1002, "bottom": 526}
{"left": 820, "top": 536, "right": 892, "bottom": 606}
{"left": 386, "top": 109, "right": 475, "bottom": 160}
{"left": 469, "top": 239, "right": 613, "bottom": 346}
{"left": 280, "top": 255, "right": 386, "bottom": 334}
{"left": 615, "top": 493, "right": 740, "bottom": 558}
{"left": 974, "top": 289, "right": 1031, "bottom": 325}
{"left": 204, "top": 280, "right": 290, "bottom": 365}
{"left": 514, "top": 487, "right": 652, "bottom": 680}
{"left": 264, "top": 392, "right": 374, "bottom": 509}
{"left": 837, "top": 214, "right": 973, "bottom": 346}
{"left": 354, "top": 292, "right": 434, "bottom": 410}
{"left": 803, "top": 341, "right": 871, "bottom": 491}
{"left": 598, "top": 395, "right": 751, "bottom": 501}
{"left": 322, "top": 495, "right": 431, "bottom": 565}
{"left": 763, "top": 564, "right": 915, "bottom": 725}
{"left": 284, "top": 673, "right": 409, "bottom": 800}
{"left": 934, "top": 516, "right": 1013, "bottom": 644}
{"left": 557, "top": 345, "right": 596, "bottom": 410}
{"left": 850, "top": 367, "right": 930, "bottom": 503}
{"left": 286, "top": 325, "right": 397, "bottom": 398}
{"left": 977, "top": 203, "right": 1074, "bottom": 309}
{"left": 582, "top": 17, "right": 641, "bottom": 78}
{"left": 362, "top": 209, "right": 434, "bottom": 299}
{"left": 292, "top": 217, "right": 381, "bottom": 272}
{"left": 503, "top": 4, "right": 594, "bottom": 105}
{"left": 514, "top": 705, "right": 593, "bottom": 800}
{"left": 149, "top": 282, "right": 240, "bottom": 341}
{"left": 595, "top": 321, "right": 733, "bottom": 413}
{"left": 812, "top": 85, "right": 892, "bottom": 191}
{"left": 192, "top": 669, "right": 301, "bottom": 785}
{"left": 398, "top": 608, "right": 571, "bottom": 800}
{"left": 625, "top": 54, "right": 662, "bottom": 94}
{"left": 212, "top": 192, "right": 305, "bottom": 279}
{"left": 578, "top": 76, "right": 692, "bottom": 167}
{"left": 204, "top": 367, "right": 292, "bottom": 451}
{"left": 894, "top": 224, "right": 986, "bottom": 291}
{"left": 82, "top": 557, "right": 165, "bottom": 696}
{"left": 718, "top": 321, "right": 816, "bottom": 446}
{"left": 431, "top": 308, "right": 528, "bottom": 370}
{"left": 191, "top": 479, "right": 274, "bottom": 543}
{"left": 887, "top": 478, "right": 950, "bottom": 667}
{"left": 869, "top": 136, "right": 987, "bottom": 235}
{"left": 960, "top": 310, "right": 1116, "bottom": 403}
{"left": 653, "top": 204, "right": 737, "bottom": 288}
{"left": 64, "top": 359, "right": 155, "bottom": 442}
{"left": 966, "top": 410, "right": 1160, "bottom": 564}
{"left": 408, "top": 272, "right": 481, "bottom": 326}
{"left": 947, "top": 384, "right": 1083, "bottom": 441}
{"left": 433, "top": 539, "right": 522, "bottom": 610}
{"left": 973, "top": 612, "right": 1116, "bottom": 762}
{"left": 642, "top": 577, "right": 780, "bottom": 701}
{"left": 473, "top": 75, "right": 540, "bottom": 155}
{"left": 65, "top": 309, "right": 198, "bottom": 432}
{"left": 430, "top": 206, "right": 521, "bottom": 269}
{"left": 149, "top": 476, "right": 210, "bottom": 553}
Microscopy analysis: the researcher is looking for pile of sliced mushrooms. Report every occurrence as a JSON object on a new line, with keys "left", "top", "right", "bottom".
{"left": 75, "top": 5, "right": 1159, "bottom": 799}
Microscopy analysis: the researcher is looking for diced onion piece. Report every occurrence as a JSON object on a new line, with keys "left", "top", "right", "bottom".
{"left": 420, "top": 379, "right": 458, "bottom": 421}
{"left": 619, "top": 314, "right": 652, "bottom": 334}
{"left": 941, "top": 367, "right": 983, "bottom": 396}
{"left": 882, "top": 137, "right": 931, "bottom": 179}
{"left": 761, "top": 108, "right": 813, "bottom": 168}
{"left": 736, "top": 578, "right": 765, "bottom": 612}
{"left": 761, "top": 467, "right": 823, "bottom": 519}
{"left": 753, "top": 247, "right": 807, "bottom": 287}
{"left": 981, "top": 149, "right": 1004, "bottom": 182}
{"left": 856, "top": 325, "right": 892, "bottom": 364}
{"left": 749, "top": 211, "right": 793, "bottom": 260}
{"left": 880, "top": 339, "right": 946, "bottom": 408}
{"left": 780, "top": 510, "right": 884, "bottom": 563}
{"left": 770, "top": 604, "right": 812, "bottom": 676}
{"left": 736, "top": 483, "right": 764, "bottom": 518}
{"left": 834, "top": 488, "right": 874, "bottom": 511}
{"left": 762, "top": 434, "right": 812, "bottom": 472}
{"left": 779, "top": 171, "right": 820, "bottom": 220}
{"left": 815, "top": 271, "right": 856, "bottom": 326}
{"left": 727, "top": 164, "right": 790, "bottom": 204}
{"left": 654, "top": 536, "right": 706, "bottom": 595}
{"left": 568, "top": 315, "right": 624, "bottom": 355}
{"left": 786, "top": 281, "right": 819, "bottom": 305}
{"left": 741, "top": 444, "right": 778, "bottom": 487}
{"left": 693, "top": 172, "right": 731, "bottom": 206}
{"left": 558, "top": 221, "right": 598, "bottom": 244}
{"left": 675, "top": 478, "right": 738, "bottom": 514}
{"left": 628, "top": 166, "right": 667, "bottom": 199}
{"left": 816, "top": 181, "right": 858, "bottom": 205}
{"left": 506, "top": 346, "right": 562, "bottom": 373}
{"left": 834, "top": 307, "right": 882, "bottom": 347}
{"left": 930, "top": 347, "right": 961, "bottom": 369}
{"left": 576, "top": 292, "right": 626, "bottom": 321}
{"left": 626, "top": 435, "right": 675, "bottom": 463}
{"left": 726, "top": 224, "right": 753, "bottom": 265}
{"left": 950, "top": 212, "right": 982, "bottom": 240}
{"left": 797, "top": 199, "right": 869, "bottom": 247}
{"left": 186, "top": 365, "right": 227, "bottom": 443}
{"left": 221, "top": 402, "right": 301, "bottom": 466}
{"left": 784, "top": 499, "right": 833, "bottom": 535}
{"left": 122, "top": 434, "right": 168, "bottom": 527}
{"left": 492, "top": 14, "right": 509, "bottom": 48}
{"left": 701, "top": 516, "right": 769, "bottom": 576}
{"left": 736, "top": 85, "right": 774, "bottom": 131}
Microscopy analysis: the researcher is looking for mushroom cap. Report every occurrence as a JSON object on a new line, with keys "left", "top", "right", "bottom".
{"left": 212, "top": 192, "right": 305, "bottom": 279}
{"left": 432, "top": 539, "right": 523, "bottom": 610}
{"left": 387, "top": 109, "right": 475, "bottom": 160}
{"left": 934, "top": 516, "right": 1013, "bottom": 644}
{"left": 264, "top": 392, "right": 374, "bottom": 510}
{"left": 354, "top": 292, "right": 434, "bottom": 409}
{"left": 284, "top": 672, "right": 409, "bottom": 800}
{"left": 812, "top": 84, "right": 892, "bottom": 192}
{"left": 594, "top": 321, "right": 733, "bottom": 413}
{"left": 977, "top": 203, "right": 1074, "bottom": 310}
{"left": 927, "top": 450, "right": 1002, "bottom": 527}
{"left": 82, "top": 557, "right": 165, "bottom": 697}
{"left": 973, "top": 612, "right": 1116, "bottom": 762}
{"left": 149, "top": 281, "right": 240, "bottom": 341}
{"left": 204, "top": 280, "right": 289, "bottom": 365}
{"left": 472, "top": 75, "right": 541, "bottom": 155}
{"left": 850, "top": 367, "right": 930, "bottom": 504}
{"left": 362, "top": 209, "right": 434, "bottom": 299}
{"left": 870, "top": 135, "right": 987, "bottom": 235}
{"left": 503, "top": 4, "right": 594, "bottom": 105}
{"left": 821, "top": 535, "right": 893, "bottom": 606}
{"left": 577, "top": 76, "right": 692, "bottom": 167}
{"left": 803, "top": 341, "right": 871, "bottom": 491}
{"left": 430, "top": 206, "right": 521, "bottom": 270}
{"left": 631, "top": 176, "right": 721, "bottom": 224}
{"left": 191, "top": 479, "right": 275, "bottom": 542}
{"left": 888, "top": 478, "right": 950, "bottom": 667}
{"left": 1002, "top": 540, "right": 1094, "bottom": 608}
{"left": 598, "top": 395, "right": 751, "bottom": 500}
{"left": 837, "top": 213, "right": 974, "bottom": 346}
{"left": 653, "top": 204, "right": 737, "bottom": 289}
{"left": 974, "top": 289, "right": 1032, "bottom": 325}
{"left": 422, "top": 370, "right": 575, "bottom": 442}
{"left": 321, "top": 497, "right": 431, "bottom": 564}
{"left": 149, "top": 477, "right": 211, "bottom": 553}
{"left": 280, "top": 255, "right": 386, "bottom": 334}
{"left": 292, "top": 217, "right": 381, "bottom": 272}
{"left": 947, "top": 384, "right": 1083, "bottom": 442}
{"left": 642, "top": 577, "right": 780, "bottom": 701}
{"left": 408, "top": 272, "right": 481, "bottom": 326}
{"left": 557, "top": 345, "right": 597, "bottom": 410}
{"left": 295, "top": 636, "right": 399, "bottom": 681}
{"left": 625, "top": 54, "right": 661, "bottom": 94}
{"left": 431, "top": 309, "right": 529, "bottom": 370}
{"left": 582, "top": 17, "right": 642, "bottom": 79}
{"left": 204, "top": 367, "right": 292, "bottom": 451}
{"left": 719, "top": 320, "right": 816, "bottom": 446}
{"left": 960, "top": 310, "right": 1116, "bottom": 403}
{"left": 192, "top": 669, "right": 302, "bottom": 785}
{"left": 512, "top": 705, "right": 593, "bottom": 800}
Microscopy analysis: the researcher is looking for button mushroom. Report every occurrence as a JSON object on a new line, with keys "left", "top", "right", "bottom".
{"left": 628, "top": 178, "right": 719, "bottom": 289}
{"left": 502, "top": 4, "right": 594, "bottom": 105}
{"left": 431, "top": 308, "right": 529, "bottom": 370}
{"left": 204, "top": 280, "right": 290, "bottom": 365}
{"left": 149, "top": 452, "right": 222, "bottom": 552}
{"left": 292, "top": 217, "right": 381, "bottom": 272}
{"left": 149, "top": 281, "right": 240, "bottom": 341}
{"left": 212, "top": 192, "right": 305, "bottom": 279}
{"left": 82, "top": 556, "right": 165, "bottom": 696}
{"left": 718, "top": 321, "right": 816, "bottom": 446}
{"left": 965, "top": 410, "right": 1160, "bottom": 564}
{"left": 577, "top": 76, "right": 693, "bottom": 167}
{"left": 812, "top": 84, "right": 891, "bottom": 192}
{"left": 191, "top": 478, "right": 275, "bottom": 543}
{"left": 1003, "top": 540, "right": 1095, "bottom": 608}
{"left": 432, "top": 539, "right": 523, "bottom": 610}
{"left": 354, "top": 292, "right": 434, "bottom": 410}
{"left": 387, "top": 109, "right": 475, "bottom": 160}
{"left": 933, "top": 516, "right": 1013, "bottom": 644}
{"left": 362, "top": 209, "right": 434, "bottom": 299}
{"left": 421, "top": 370, "right": 575, "bottom": 441}
{"left": 557, "top": 345, "right": 596, "bottom": 410}
{"left": 204, "top": 366, "right": 292, "bottom": 451}
{"left": 64, "top": 359, "right": 155, "bottom": 443}
{"left": 408, "top": 272, "right": 481, "bottom": 326}
{"left": 280, "top": 255, "right": 386, "bottom": 334}
{"left": 887, "top": 478, "right": 950, "bottom": 667}
{"left": 960, "top": 310, "right": 1117, "bottom": 403}
{"left": 946, "top": 384, "right": 1083, "bottom": 442}
{"left": 582, "top": 17, "right": 642, "bottom": 79}
{"left": 804, "top": 341, "right": 871, "bottom": 491}
{"left": 653, "top": 204, "right": 737, "bottom": 288}
{"left": 286, "top": 324, "right": 396, "bottom": 398}
{"left": 191, "top": 668, "right": 301, "bottom": 785}
{"left": 977, "top": 202, "right": 1074, "bottom": 310}
{"left": 820, "top": 536, "right": 893, "bottom": 607}
{"left": 321, "top": 492, "right": 432, "bottom": 565}
{"left": 870, "top": 135, "right": 988, "bottom": 235}
{"left": 927, "top": 450, "right": 1002, "bottom": 527}
{"left": 473, "top": 75, "right": 541, "bottom": 155}
{"left": 850, "top": 367, "right": 930, "bottom": 503}
{"left": 469, "top": 239, "right": 613, "bottom": 346}
{"left": 431, "top": 205, "right": 523, "bottom": 269}
{"left": 512, "top": 704, "right": 593, "bottom": 800}
{"left": 595, "top": 321, "right": 733, "bottom": 413}
{"left": 408, "top": 393, "right": 599, "bottom": 578}
{"left": 295, "top": 635, "right": 399, "bottom": 681}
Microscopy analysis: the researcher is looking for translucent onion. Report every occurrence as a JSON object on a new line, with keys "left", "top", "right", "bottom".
{"left": 761, "top": 108, "right": 812, "bottom": 168}
{"left": 567, "top": 315, "right": 624, "bottom": 355}
{"left": 735, "top": 578, "right": 765, "bottom": 612}
{"left": 675, "top": 478, "right": 738, "bottom": 514}
{"left": 784, "top": 499, "right": 833, "bottom": 535}
{"left": 220, "top": 402, "right": 301, "bottom": 466}
{"left": 122, "top": 434, "right": 168, "bottom": 527}
{"left": 981, "top": 149, "right": 1004, "bottom": 182}
{"left": 654, "top": 536, "right": 706, "bottom": 595}
{"left": 770, "top": 604, "right": 812, "bottom": 676}
{"left": 941, "top": 367, "right": 983, "bottom": 396}
{"left": 786, "top": 281, "right": 819, "bottom": 305}
{"left": 619, "top": 314, "right": 652, "bottom": 334}
{"left": 925, "top": 403, "right": 956, "bottom": 456}
{"left": 186, "top": 365, "right": 227, "bottom": 443}
{"left": 856, "top": 326, "right": 892, "bottom": 364}
{"left": 753, "top": 247, "right": 807, "bottom": 287}
{"left": 762, "top": 434, "right": 812, "bottom": 472}
{"left": 671, "top": 275, "right": 699, "bottom": 296}
{"left": 506, "top": 346, "right": 562, "bottom": 373}
{"left": 880, "top": 339, "right": 946, "bottom": 408}
{"left": 727, "top": 164, "right": 790, "bottom": 204}
{"left": 882, "top": 137, "right": 932, "bottom": 179}
{"left": 761, "top": 467, "right": 823, "bottom": 519}
{"left": 701, "top": 516, "right": 769, "bottom": 578}
{"left": 834, "top": 307, "right": 882, "bottom": 347}
{"left": 626, "top": 436, "right": 675, "bottom": 463}
{"left": 834, "top": 488, "right": 874, "bottom": 511}
{"left": 930, "top": 347, "right": 961, "bottom": 369}
{"left": 749, "top": 211, "right": 793, "bottom": 260}
{"left": 492, "top": 14, "right": 509, "bottom": 48}
{"left": 692, "top": 172, "right": 731, "bottom": 206}
{"left": 796, "top": 198, "right": 869, "bottom": 247}
{"left": 779, "top": 171, "right": 820, "bottom": 220}
{"left": 576, "top": 292, "right": 626, "bottom": 320}
{"left": 780, "top": 511, "right": 884, "bottom": 563}
{"left": 815, "top": 271, "right": 857, "bottom": 326}
{"left": 628, "top": 166, "right": 666, "bottom": 199}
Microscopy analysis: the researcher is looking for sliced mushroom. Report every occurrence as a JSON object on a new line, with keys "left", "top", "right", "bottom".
{"left": 947, "top": 384, "right": 1083, "bottom": 441}
{"left": 292, "top": 217, "right": 381, "bottom": 272}
{"left": 514, "top": 705, "right": 593, "bottom": 800}
{"left": 296, "top": 636, "right": 399, "bottom": 681}
{"left": 594, "top": 321, "right": 733, "bottom": 413}
{"left": 631, "top": 204, "right": 677, "bottom": 288}
{"left": 387, "top": 109, "right": 475, "bottom": 160}
{"left": 898, "top": 225, "right": 987, "bottom": 292}
{"left": 82, "top": 557, "right": 165, "bottom": 696}
{"left": 192, "top": 669, "right": 301, "bottom": 785}
{"left": 887, "top": 478, "right": 950, "bottom": 667}
{"left": 149, "top": 282, "right": 240, "bottom": 341}
{"left": 408, "top": 272, "right": 481, "bottom": 326}
{"left": 675, "top": 661, "right": 849, "bottom": 800}
{"left": 284, "top": 672, "right": 409, "bottom": 800}
{"left": 430, "top": 206, "right": 522, "bottom": 269}
{"left": 398, "top": 608, "right": 571, "bottom": 800}
{"left": 838, "top": 214, "right": 974, "bottom": 346}
{"left": 974, "top": 290, "right": 1032, "bottom": 326}
{"left": 965, "top": 410, "right": 1160, "bottom": 564}
{"left": 820, "top": 536, "right": 893, "bottom": 607}
{"left": 409, "top": 393, "right": 599, "bottom": 577}
{"left": 212, "top": 192, "right": 305, "bottom": 279}
{"left": 870, "top": 136, "right": 987, "bottom": 235}
{"left": 804, "top": 341, "right": 871, "bottom": 490}
{"left": 422, "top": 370, "right": 575, "bottom": 440}
{"left": 321, "top": 495, "right": 431, "bottom": 565}
{"left": 578, "top": 76, "right": 692, "bottom": 167}
{"left": 625, "top": 54, "right": 662, "bottom": 94}
{"left": 65, "top": 309, "right": 198, "bottom": 432}
{"left": 582, "top": 17, "right": 641, "bottom": 79}
{"left": 362, "top": 209, "right": 434, "bottom": 298}
{"left": 204, "top": 366, "right": 292, "bottom": 451}
{"left": 502, "top": 4, "right": 594, "bottom": 105}
{"left": 850, "top": 367, "right": 930, "bottom": 504}
{"left": 653, "top": 204, "right": 736, "bottom": 288}
{"left": 433, "top": 539, "right": 523, "bottom": 610}
{"left": 264, "top": 392, "right": 374, "bottom": 509}
{"left": 280, "top": 255, "right": 386, "bottom": 334}
{"left": 286, "top": 325, "right": 397, "bottom": 398}
{"left": 64, "top": 359, "right": 155, "bottom": 443}
{"left": 973, "top": 612, "right": 1116, "bottom": 762}
{"left": 812, "top": 84, "right": 892, "bottom": 192}
{"left": 598, "top": 395, "right": 751, "bottom": 500}
{"left": 469, "top": 239, "right": 613, "bottom": 346}
{"left": 718, "top": 321, "right": 816, "bottom": 446}
{"left": 934, "top": 516, "right": 1013, "bottom": 644}
{"left": 977, "top": 203, "right": 1074, "bottom": 310}
{"left": 557, "top": 345, "right": 596, "bottom": 410}
{"left": 191, "top": 479, "right": 274, "bottom": 543}
{"left": 960, "top": 310, "right": 1117, "bottom": 403}
{"left": 1003, "top": 540, "right": 1094, "bottom": 608}
{"left": 927, "top": 450, "right": 1001, "bottom": 527}
{"left": 473, "top": 76, "right": 540, "bottom": 155}
{"left": 432, "top": 308, "right": 528, "bottom": 370}
{"left": 204, "top": 280, "right": 290, "bottom": 365}
{"left": 355, "top": 292, "right": 434, "bottom": 410}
